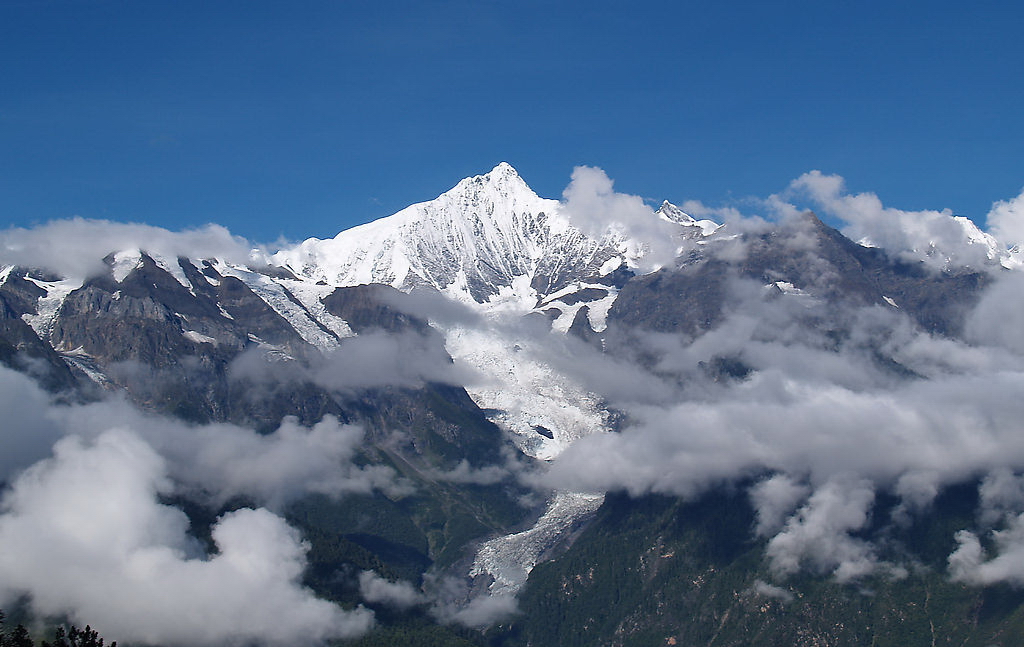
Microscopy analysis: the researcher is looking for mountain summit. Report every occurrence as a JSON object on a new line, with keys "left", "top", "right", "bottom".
{"left": 273, "top": 163, "right": 669, "bottom": 304}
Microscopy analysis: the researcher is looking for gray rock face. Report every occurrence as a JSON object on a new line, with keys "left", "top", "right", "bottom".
{"left": 0, "top": 272, "right": 80, "bottom": 393}
{"left": 608, "top": 213, "right": 988, "bottom": 339}
{"left": 3, "top": 248, "right": 511, "bottom": 469}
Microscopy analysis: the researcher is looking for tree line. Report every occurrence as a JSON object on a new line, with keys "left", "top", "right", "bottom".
{"left": 0, "top": 612, "right": 114, "bottom": 647}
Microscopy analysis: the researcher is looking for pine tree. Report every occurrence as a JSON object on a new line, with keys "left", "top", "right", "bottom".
{"left": 0, "top": 611, "right": 35, "bottom": 647}
{"left": 40, "top": 625, "right": 114, "bottom": 647}
{"left": 0, "top": 613, "right": 114, "bottom": 647}
{"left": 7, "top": 625, "right": 33, "bottom": 647}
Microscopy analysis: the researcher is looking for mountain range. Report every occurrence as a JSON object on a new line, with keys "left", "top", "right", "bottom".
{"left": 2, "top": 163, "right": 1024, "bottom": 646}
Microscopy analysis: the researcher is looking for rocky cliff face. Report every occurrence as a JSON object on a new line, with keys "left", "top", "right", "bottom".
{"left": 607, "top": 212, "right": 989, "bottom": 341}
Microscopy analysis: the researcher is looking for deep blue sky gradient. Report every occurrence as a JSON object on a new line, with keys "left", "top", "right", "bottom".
{"left": 2, "top": 0, "right": 1022, "bottom": 242}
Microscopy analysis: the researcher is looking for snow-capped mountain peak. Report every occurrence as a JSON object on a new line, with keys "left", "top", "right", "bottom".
{"left": 272, "top": 164, "right": 641, "bottom": 304}
{"left": 655, "top": 200, "right": 694, "bottom": 224}
{"left": 656, "top": 200, "right": 722, "bottom": 237}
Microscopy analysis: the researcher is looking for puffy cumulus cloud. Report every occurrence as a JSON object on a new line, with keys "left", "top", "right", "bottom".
{"left": 764, "top": 477, "right": 887, "bottom": 582}
{"left": 0, "top": 218, "right": 261, "bottom": 279}
{"left": 157, "top": 415, "right": 410, "bottom": 508}
{"left": 47, "top": 399, "right": 407, "bottom": 510}
{"left": 440, "top": 593, "right": 518, "bottom": 629}
{"left": 948, "top": 515, "right": 1024, "bottom": 586}
{"left": 784, "top": 171, "right": 998, "bottom": 270}
{"left": 976, "top": 469, "right": 1024, "bottom": 527}
{"left": 561, "top": 166, "right": 686, "bottom": 273}
{"left": 949, "top": 469, "right": 1024, "bottom": 587}
{"left": 469, "top": 231, "right": 1024, "bottom": 583}
{"left": 358, "top": 571, "right": 426, "bottom": 610}
{"left": 533, "top": 258, "right": 1024, "bottom": 496}
{"left": 424, "top": 458, "right": 512, "bottom": 486}
{"left": 375, "top": 286, "right": 484, "bottom": 328}
{"left": 0, "top": 429, "right": 374, "bottom": 646}
{"left": 986, "top": 187, "right": 1024, "bottom": 250}
{"left": 511, "top": 322, "right": 677, "bottom": 408}
{"left": 891, "top": 470, "right": 942, "bottom": 525}
{"left": 750, "top": 474, "right": 811, "bottom": 538}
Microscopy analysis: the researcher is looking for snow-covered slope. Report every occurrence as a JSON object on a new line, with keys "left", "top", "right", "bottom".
{"left": 272, "top": 163, "right": 635, "bottom": 305}
{"left": 655, "top": 200, "right": 721, "bottom": 236}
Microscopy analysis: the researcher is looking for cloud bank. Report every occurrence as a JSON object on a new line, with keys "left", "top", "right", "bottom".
{"left": 0, "top": 429, "right": 373, "bottom": 646}
{"left": 0, "top": 218, "right": 261, "bottom": 279}
{"left": 41, "top": 396, "right": 409, "bottom": 510}
{"left": 780, "top": 170, "right": 1000, "bottom": 270}
{"left": 521, "top": 210, "right": 1024, "bottom": 584}
{"left": 0, "top": 363, "right": 404, "bottom": 645}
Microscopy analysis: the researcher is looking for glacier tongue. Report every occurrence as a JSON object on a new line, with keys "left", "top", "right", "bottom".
{"left": 470, "top": 491, "right": 605, "bottom": 595}
{"left": 21, "top": 276, "right": 84, "bottom": 342}
{"left": 442, "top": 312, "right": 613, "bottom": 596}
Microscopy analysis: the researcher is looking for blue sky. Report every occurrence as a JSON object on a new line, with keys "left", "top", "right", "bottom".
{"left": 2, "top": 0, "right": 1022, "bottom": 243}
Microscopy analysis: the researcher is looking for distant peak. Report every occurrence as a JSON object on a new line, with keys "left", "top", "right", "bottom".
{"left": 479, "top": 161, "right": 525, "bottom": 187}
{"left": 469, "top": 162, "right": 524, "bottom": 186}
{"left": 446, "top": 162, "right": 538, "bottom": 200}
{"left": 798, "top": 210, "right": 830, "bottom": 231}
{"left": 656, "top": 200, "right": 695, "bottom": 224}
{"left": 490, "top": 161, "right": 518, "bottom": 176}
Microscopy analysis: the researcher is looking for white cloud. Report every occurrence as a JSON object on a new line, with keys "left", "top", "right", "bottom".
{"left": 965, "top": 270, "right": 1024, "bottom": 355}
{"left": 747, "top": 579, "right": 794, "bottom": 603}
{"left": 530, "top": 275, "right": 1024, "bottom": 582}
{"left": 0, "top": 429, "right": 374, "bottom": 646}
{"left": 425, "top": 458, "right": 511, "bottom": 485}
{"left": 226, "top": 328, "right": 480, "bottom": 398}
{"left": 157, "top": 415, "right": 411, "bottom": 508}
{"left": 986, "top": 188, "right": 1024, "bottom": 249}
{"left": 977, "top": 469, "right": 1024, "bottom": 527}
{"left": 561, "top": 166, "right": 685, "bottom": 273}
{"left": 949, "top": 513, "right": 1024, "bottom": 587}
{"left": 891, "top": 470, "right": 942, "bottom": 525}
{"left": 679, "top": 199, "right": 747, "bottom": 224}
{"left": 785, "top": 170, "right": 998, "bottom": 269}
{"left": 750, "top": 474, "right": 810, "bottom": 538}
{"left": 0, "top": 366, "right": 63, "bottom": 482}
{"left": 310, "top": 330, "right": 478, "bottom": 391}
{"left": 442, "top": 592, "right": 518, "bottom": 629}
{"left": 539, "top": 366, "right": 1024, "bottom": 499}
{"left": 48, "top": 399, "right": 409, "bottom": 510}
{"left": 764, "top": 477, "right": 880, "bottom": 582}
{"left": 358, "top": 571, "right": 426, "bottom": 610}
{"left": 0, "top": 218, "right": 261, "bottom": 279}
{"left": 425, "top": 574, "right": 519, "bottom": 629}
